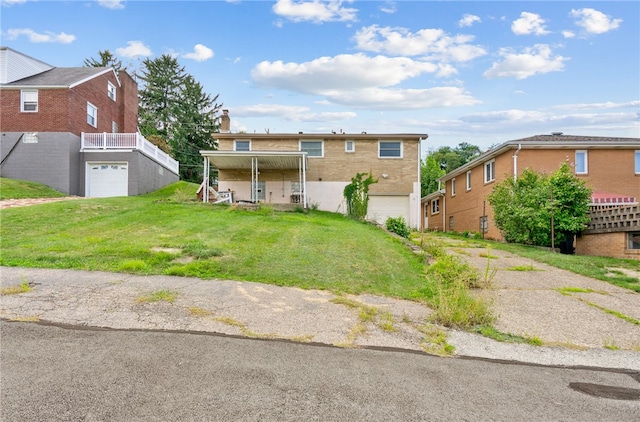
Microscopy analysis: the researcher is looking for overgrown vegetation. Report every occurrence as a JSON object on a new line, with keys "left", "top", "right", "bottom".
{"left": 385, "top": 216, "right": 410, "bottom": 238}
{"left": 343, "top": 172, "right": 378, "bottom": 220}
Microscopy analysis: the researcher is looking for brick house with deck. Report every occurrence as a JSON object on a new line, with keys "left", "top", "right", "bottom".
{"left": 0, "top": 46, "right": 178, "bottom": 197}
{"left": 422, "top": 134, "right": 640, "bottom": 259}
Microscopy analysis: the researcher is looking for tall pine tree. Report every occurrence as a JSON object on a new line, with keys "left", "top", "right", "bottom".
{"left": 83, "top": 50, "right": 124, "bottom": 74}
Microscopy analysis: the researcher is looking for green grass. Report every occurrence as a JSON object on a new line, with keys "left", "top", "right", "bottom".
{"left": 0, "top": 182, "right": 428, "bottom": 301}
{"left": 473, "top": 326, "right": 543, "bottom": 346}
{"left": 136, "top": 289, "right": 179, "bottom": 304}
{"left": 429, "top": 232, "right": 640, "bottom": 293}
{"left": 0, "top": 177, "right": 66, "bottom": 200}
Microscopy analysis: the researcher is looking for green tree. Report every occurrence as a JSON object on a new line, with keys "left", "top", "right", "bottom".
{"left": 549, "top": 161, "right": 592, "bottom": 245}
{"left": 421, "top": 154, "right": 445, "bottom": 196}
{"left": 431, "top": 142, "right": 481, "bottom": 173}
{"left": 343, "top": 172, "right": 378, "bottom": 220}
{"left": 171, "top": 75, "right": 221, "bottom": 182}
{"left": 84, "top": 50, "right": 124, "bottom": 74}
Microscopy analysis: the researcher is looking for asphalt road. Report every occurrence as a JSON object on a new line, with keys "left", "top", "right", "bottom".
{"left": 2, "top": 321, "right": 639, "bottom": 421}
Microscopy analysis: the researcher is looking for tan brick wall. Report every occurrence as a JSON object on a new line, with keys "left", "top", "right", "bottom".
{"left": 216, "top": 136, "right": 419, "bottom": 195}
{"left": 576, "top": 232, "right": 640, "bottom": 260}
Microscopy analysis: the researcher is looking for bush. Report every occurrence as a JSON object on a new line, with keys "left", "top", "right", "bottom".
{"left": 386, "top": 216, "right": 410, "bottom": 238}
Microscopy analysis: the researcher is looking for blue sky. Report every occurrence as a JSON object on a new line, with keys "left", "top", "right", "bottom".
{"left": 2, "top": 0, "right": 638, "bottom": 152}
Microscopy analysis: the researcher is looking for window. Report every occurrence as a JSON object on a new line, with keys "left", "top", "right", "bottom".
{"left": 451, "top": 178, "right": 456, "bottom": 196}
{"left": 107, "top": 81, "right": 116, "bottom": 101}
{"left": 300, "top": 141, "right": 323, "bottom": 157}
{"left": 466, "top": 171, "right": 472, "bottom": 190}
{"left": 431, "top": 198, "right": 440, "bottom": 214}
{"left": 87, "top": 102, "right": 97, "bottom": 127}
{"left": 112, "top": 121, "right": 118, "bottom": 133}
{"left": 235, "top": 140, "right": 250, "bottom": 151}
{"left": 635, "top": 151, "right": 640, "bottom": 174}
{"left": 21, "top": 90, "right": 38, "bottom": 112}
{"left": 345, "top": 140, "right": 355, "bottom": 153}
{"left": 628, "top": 232, "right": 640, "bottom": 250}
{"left": 379, "top": 141, "right": 402, "bottom": 158}
{"left": 449, "top": 216, "right": 454, "bottom": 230}
{"left": 479, "top": 216, "right": 488, "bottom": 232}
{"left": 484, "top": 160, "right": 495, "bottom": 183}
{"left": 575, "top": 151, "right": 588, "bottom": 174}
{"left": 23, "top": 132, "right": 38, "bottom": 143}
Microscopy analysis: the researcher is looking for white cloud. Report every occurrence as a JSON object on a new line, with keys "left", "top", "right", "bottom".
{"left": 483, "top": 44, "right": 567, "bottom": 80}
{"left": 5, "top": 28, "right": 75, "bottom": 43}
{"left": 182, "top": 44, "right": 214, "bottom": 62}
{"left": 570, "top": 8, "right": 622, "bottom": 34}
{"left": 562, "top": 30, "right": 575, "bottom": 39}
{"left": 458, "top": 14, "right": 481, "bottom": 28}
{"left": 511, "top": 12, "right": 550, "bottom": 36}
{"left": 1, "top": 0, "right": 27, "bottom": 5}
{"left": 97, "top": 0, "right": 125, "bottom": 10}
{"left": 552, "top": 100, "right": 640, "bottom": 110}
{"left": 115, "top": 41, "right": 152, "bottom": 58}
{"left": 272, "top": 0, "right": 357, "bottom": 23}
{"left": 232, "top": 104, "right": 357, "bottom": 123}
{"left": 353, "top": 25, "right": 486, "bottom": 62}
{"left": 379, "top": 1, "right": 396, "bottom": 14}
{"left": 323, "top": 86, "right": 481, "bottom": 109}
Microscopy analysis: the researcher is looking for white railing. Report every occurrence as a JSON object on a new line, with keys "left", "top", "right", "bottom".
{"left": 81, "top": 132, "right": 179, "bottom": 174}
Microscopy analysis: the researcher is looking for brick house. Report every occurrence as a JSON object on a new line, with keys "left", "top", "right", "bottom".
{"left": 0, "top": 46, "right": 178, "bottom": 197}
{"left": 200, "top": 110, "right": 428, "bottom": 228}
{"left": 422, "top": 134, "right": 640, "bottom": 259}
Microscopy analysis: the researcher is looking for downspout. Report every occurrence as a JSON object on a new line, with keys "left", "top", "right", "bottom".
{"left": 513, "top": 143, "right": 522, "bottom": 180}
{"left": 442, "top": 189, "right": 446, "bottom": 232}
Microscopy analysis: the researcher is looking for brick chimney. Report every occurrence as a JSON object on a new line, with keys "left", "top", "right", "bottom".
{"left": 220, "top": 109, "right": 230, "bottom": 133}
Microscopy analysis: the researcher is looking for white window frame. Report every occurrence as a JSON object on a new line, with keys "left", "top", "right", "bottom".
{"left": 345, "top": 140, "right": 355, "bottom": 153}
{"left": 431, "top": 198, "right": 440, "bottom": 215}
{"left": 234, "top": 140, "right": 251, "bottom": 151}
{"left": 21, "top": 89, "right": 38, "bottom": 112}
{"left": 634, "top": 151, "right": 640, "bottom": 174}
{"left": 300, "top": 140, "right": 324, "bottom": 157}
{"left": 107, "top": 81, "right": 116, "bottom": 101}
{"left": 451, "top": 178, "right": 456, "bottom": 196}
{"left": 87, "top": 102, "right": 98, "bottom": 127}
{"left": 484, "top": 160, "right": 495, "bottom": 183}
{"left": 466, "top": 170, "right": 472, "bottom": 190}
{"left": 378, "top": 141, "right": 403, "bottom": 158}
{"left": 112, "top": 121, "right": 118, "bottom": 133}
{"left": 575, "top": 150, "right": 588, "bottom": 174}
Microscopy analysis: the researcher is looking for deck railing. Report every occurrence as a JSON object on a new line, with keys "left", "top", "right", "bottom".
{"left": 81, "top": 132, "right": 179, "bottom": 174}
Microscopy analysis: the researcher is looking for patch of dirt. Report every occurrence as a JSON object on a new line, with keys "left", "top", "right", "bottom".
{"left": 0, "top": 197, "right": 83, "bottom": 209}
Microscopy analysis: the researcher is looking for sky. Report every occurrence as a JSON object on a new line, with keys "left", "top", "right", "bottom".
{"left": 1, "top": 0, "right": 639, "bottom": 153}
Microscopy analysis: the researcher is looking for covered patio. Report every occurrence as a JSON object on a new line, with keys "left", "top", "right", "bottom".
{"left": 200, "top": 150, "right": 308, "bottom": 207}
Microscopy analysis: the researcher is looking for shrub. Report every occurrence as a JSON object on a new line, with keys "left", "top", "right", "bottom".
{"left": 386, "top": 216, "right": 410, "bottom": 238}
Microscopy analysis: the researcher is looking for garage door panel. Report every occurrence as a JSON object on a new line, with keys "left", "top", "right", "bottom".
{"left": 88, "top": 163, "right": 128, "bottom": 197}
{"left": 367, "top": 196, "right": 410, "bottom": 226}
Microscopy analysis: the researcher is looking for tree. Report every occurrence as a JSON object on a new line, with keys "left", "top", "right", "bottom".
{"left": 84, "top": 50, "right": 124, "bottom": 74}
{"left": 430, "top": 142, "right": 481, "bottom": 173}
{"left": 488, "top": 163, "right": 592, "bottom": 249}
{"left": 421, "top": 155, "right": 445, "bottom": 196}
{"left": 171, "top": 75, "right": 221, "bottom": 182}
{"left": 343, "top": 172, "right": 378, "bottom": 220}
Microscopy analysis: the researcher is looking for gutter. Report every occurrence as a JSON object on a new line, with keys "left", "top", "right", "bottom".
{"left": 512, "top": 143, "right": 521, "bottom": 180}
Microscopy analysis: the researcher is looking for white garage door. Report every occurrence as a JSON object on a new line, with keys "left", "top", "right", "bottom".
{"left": 87, "top": 163, "right": 128, "bottom": 197}
{"left": 367, "top": 195, "right": 410, "bottom": 226}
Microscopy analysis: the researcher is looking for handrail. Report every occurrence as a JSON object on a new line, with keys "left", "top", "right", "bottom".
{"left": 81, "top": 132, "right": 179, "bottom": 174}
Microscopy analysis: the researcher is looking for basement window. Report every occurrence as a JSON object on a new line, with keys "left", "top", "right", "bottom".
{"left": 628, "top": 232, "right": 640, "bottom": 250}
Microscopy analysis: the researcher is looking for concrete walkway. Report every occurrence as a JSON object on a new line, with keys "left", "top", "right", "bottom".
{"left": 2, "top": 265, "right": 639, "bottom": 371}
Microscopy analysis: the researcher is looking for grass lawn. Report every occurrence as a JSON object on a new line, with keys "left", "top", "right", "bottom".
{"left": 0, "top": 177, "right": 66, "bottom": 200}
{"left": 0, "top": 182, "right": 429, "bottom": 301}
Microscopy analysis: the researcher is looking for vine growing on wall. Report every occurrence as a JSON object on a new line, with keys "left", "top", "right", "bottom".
{"left": 343, "top": 172, "right": 378, "bottom": 220}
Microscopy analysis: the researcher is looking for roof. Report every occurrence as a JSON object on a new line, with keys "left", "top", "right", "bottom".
{"left": 0, "top": 46, "right": 53, "bottom": 84}
{"left": 213, "top": 132, "right": 428, "bottom": 141}
{"left": 1, "top": 66, "right": 114, "bottom": 88}
{"left": 440, "top": 133, "right": 640, "bottom": 182}
{"left": 591, "top": 191, "right": 637, "bottom": 205}
{"left": 200, "top": 150, "right": 308, "bottom": 170}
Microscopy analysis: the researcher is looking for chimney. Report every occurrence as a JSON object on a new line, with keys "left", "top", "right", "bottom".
{"left": 221, "top": 109, "right": 230, "bottom": 133}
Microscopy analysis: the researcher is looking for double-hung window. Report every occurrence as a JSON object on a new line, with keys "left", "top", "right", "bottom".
{"left": 21, "top": 89, "right": 38, "bottom": 112}
{"left": 634, "top": 151, "right": 640, "bottom": 174}
{"left": 466, "top": 170, "right": 472, "bottom": 190}
{"left": 234, "top": 140, "right": 250, "bottom": 151}
{"left": 345, "top": 140, "right": 355, "bottom": 153}
{"left": 575, "top": 150, "right": 588, "bottom": 174}
{"left": 379, "top": 141, "right": 402, "bottom": 158}
{"left": 431, "top": 198, "right": 440, "bottom": 214}
{"left": 107, "top": 82, "right": 116, "bottom": 101}
{"left": 484, "top": 160, "right": 495, "bottom": 183}
{"left": 300, "top": 141, "right": 323, "bottom": 157}
{"left": 87, "top": 102, "right": 97, "bottom": 127}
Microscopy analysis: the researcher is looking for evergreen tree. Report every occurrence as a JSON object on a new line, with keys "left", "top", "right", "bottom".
{"left": 84, "top": 50, "right": 124, "bottom": 74}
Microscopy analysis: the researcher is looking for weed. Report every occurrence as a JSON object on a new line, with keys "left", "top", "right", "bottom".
{"left": 378, "top": 311, "right": 396, "bottom": 332}
{"left": 556, "top": 287, "right": 600, "bottom": 296}
{"left": 10, "top": 315, "right": 40, "bottom": 322}
{"left": 506, "top": 265, "right": 538, "bottom": 271}
{"left": 419, "top": 325, "right": 455, "bottom": 356}
{"left": 604, "top": 339, "right": 620, "bottom": 350}
{"left": 1, "top": 280, "right": 32, "bottom": 295}
{"left": 118, "top": 260, "right": 149, "bottom": 273}
{"left": 481, "top": 247, "right": 498, "bottom": 288}
{"left": 583, "top": 302, "right": 639, "bottom": 325}
{"left": 429, "top": 278, "right": 495, "bottom": 329}
{"left": 386, "top": 216, "right": 410, "bottom": 238}
{"left": 188, "top": 307, "right": 212, "bottom": 317}
{"left": 136, "top": 289, "right": 178, "bottom": 304}
{"left": 214, "top": 316, "right": 245, "bottom": 327}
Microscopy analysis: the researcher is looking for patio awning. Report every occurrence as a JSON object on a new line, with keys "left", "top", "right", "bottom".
{"left": 199, "top": 150, "right": 308, "bottom": 170}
